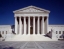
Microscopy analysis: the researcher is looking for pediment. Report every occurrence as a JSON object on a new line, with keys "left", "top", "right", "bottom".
{"left": 19, "top": 8, "right": 43, "bottom": 12}
{"left": 13, "top": 5, "right": 50, "bottom": 13}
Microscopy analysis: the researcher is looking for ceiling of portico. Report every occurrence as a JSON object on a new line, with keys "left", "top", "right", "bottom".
{"left": 13, "top": 5, "right": 50, "bottom": 14}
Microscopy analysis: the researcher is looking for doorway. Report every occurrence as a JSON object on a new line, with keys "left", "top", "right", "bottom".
{"left": 30, "top": 27, "right": 33, "bottom": 34}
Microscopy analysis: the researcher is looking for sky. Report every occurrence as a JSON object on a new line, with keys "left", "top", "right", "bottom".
{"left": 0, "top": 0, "right": 64, "bottom": 25}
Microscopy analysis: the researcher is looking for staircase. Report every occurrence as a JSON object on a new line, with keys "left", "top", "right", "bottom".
{"left": 5, "top": 34, "right": 57, "bottom": 41}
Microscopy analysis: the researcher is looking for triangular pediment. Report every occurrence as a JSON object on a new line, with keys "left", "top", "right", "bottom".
{"left": 13, "top": 5, "right": 50, "bottom": 13}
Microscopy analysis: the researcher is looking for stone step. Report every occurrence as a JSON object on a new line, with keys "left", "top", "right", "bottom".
{"left": 5, "top": 35, "right": 57, "bottom": 41}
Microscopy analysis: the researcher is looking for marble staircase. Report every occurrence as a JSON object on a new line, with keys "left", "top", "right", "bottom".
{"left": 5, "top": 34, "right": 58, "bottom": 41}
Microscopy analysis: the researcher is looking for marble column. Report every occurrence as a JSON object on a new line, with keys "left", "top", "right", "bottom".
{"left": 41, "top": 17, "right": 44, "bottom": 35}
{"left": 46, "top": 17, "right": 48, "bottom": 33}
{"left": 19, "top": 17, "right": 22, "bottom": 35}
{"left": 37, "top": 17, "right": 40, "bottom": 34}
{"left": 15, "top": 17, "right": 18, "bottom": 34}
{"left": 24, "top": 17, "right": 26, "bottom": 35}
{"left": 33, "top": 17, "right": 35, "bottom": 35}
{"left": 28, "top": 17, "right": 30, "bottom": 35}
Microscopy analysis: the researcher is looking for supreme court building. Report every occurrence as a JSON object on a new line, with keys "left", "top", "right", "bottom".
{"left": 0, "top": 6, "right": 64, "bottom": 41}
{"left": 14, "top": 5, "right": 49, "bottom": 35}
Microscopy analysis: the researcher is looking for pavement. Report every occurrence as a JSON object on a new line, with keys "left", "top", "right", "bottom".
{"left": 0, "top": 41, "right": 64, "bottom": 49}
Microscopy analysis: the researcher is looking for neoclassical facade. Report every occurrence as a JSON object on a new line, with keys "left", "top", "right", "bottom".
{"left": 0, "top": 6, "right": 64, "bottom": 41}
{"left": 14, "top": 6, "right": 50, "bottom": 35}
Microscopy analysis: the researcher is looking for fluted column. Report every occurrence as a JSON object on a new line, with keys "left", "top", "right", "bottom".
{"left": 19, "top": 17, "right": 22, "bottom": 35}
{"left": 28, "top": 17, "right": 30, "bottom": 35}
{"left": 15, "top": 17, "right": 18, "bottom": 34}
{"left": 24, "top": 17, "right": 26, "bottom": 35}
{"left": 41, "top": 17, "right": 44, "bottom": 35}
{"left": 47, "top": 17, "right": 48, "bottom": 33}
{"left": 37, "top": 17, "right": 40, "bottom": 34}
{"left": 33, "top": 17, "right": 35, "bottom": 35}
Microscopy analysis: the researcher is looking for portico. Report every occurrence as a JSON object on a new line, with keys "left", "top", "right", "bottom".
{"left": 14, "top": 6, "right": 50, "bottom": 35}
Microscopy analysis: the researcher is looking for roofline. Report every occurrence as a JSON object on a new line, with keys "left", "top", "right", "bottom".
{"left": 13, "top": 5, "right": 50, "bottom": 13}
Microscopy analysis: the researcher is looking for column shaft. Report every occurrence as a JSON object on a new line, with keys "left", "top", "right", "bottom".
{"left": 19, "top": 17, "right": 22, "bottom": 35}
{"left": 33, "top": 17, "right": 35, "bottom": 35}
{"left": 24, "top": 17, "right": 26, "bottom": 35}
{"left": 28, "top": 17, "right": 30, "bottom": 35}
{"left": 41, "top": 17, "right": 44, "bottom": 35}
{"left": 47, "top": 17, "right": 48, "bottom": 33}
{"left": 37, "top": 17, "right": 40, "bottom": 34}
{"left": 15, "top": 17, "right": 18, "bottom": 34}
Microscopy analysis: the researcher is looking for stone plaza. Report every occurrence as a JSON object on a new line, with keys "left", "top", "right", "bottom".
{"left": 0, "top": 41, "right": 64, "bottom": 49}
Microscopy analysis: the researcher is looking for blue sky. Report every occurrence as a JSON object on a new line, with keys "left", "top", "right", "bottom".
{"left": 0, "top": 0, "right": 64, "bottom": 25}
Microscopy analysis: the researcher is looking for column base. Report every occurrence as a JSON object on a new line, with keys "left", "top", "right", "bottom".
{"left": 37, "top": 34, "right": 40, "bottom": 35}
{"left": 33, "top": 34, "right": 35, "bottom": 35}
{"left": 23, "top": 34, "right": 26, "bottom": 35}
{"left": 18, "top": 34, "right": 21, "bottom": 35}
{"left": 41, "top": 34, "right": 45, "bottom": 35}
{"left": 27, "top": 34, "right": 30, "bottom": 35}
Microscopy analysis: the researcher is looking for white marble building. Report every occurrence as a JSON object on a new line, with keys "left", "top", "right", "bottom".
{"left": 0, "top": 6, "right": 64, "bottom": 41}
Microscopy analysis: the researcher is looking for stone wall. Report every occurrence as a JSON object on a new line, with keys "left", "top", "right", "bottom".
{"left": 48, "top": 25, "right": 64, "bottom": 40}
{"left": 0, "top": 25, "right": 12, "bottom": 40}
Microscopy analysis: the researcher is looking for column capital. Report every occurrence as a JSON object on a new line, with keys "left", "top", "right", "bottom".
{"left": 28, "top": 17, "right": 30, "bottom": 18}
{"left": 19, "top": 17, "right": 21, "bottom": 19}
{"left": 41, "top": 16, "right": 44, "bottom": 18}
{"left": 15, "top": 17, "right": 17, "bottom": 18}
{"left": 24, "top": 16, "right": 26, "bottom": 18}
{"left": 46, "top": 16, "right": 49, "bottom": 18}
{"left": 19, "top": 17, "right": 21, "bottom": 18}
{"left": 33, "top": 16, "right": 35, "bottom": 18}
{"left": 37, "top": 16, "right": 40, "bottom": 18}
{"left": 41, "top": 16, "right": 44, "bottom": 17}
{"left": 43, "top": 16, "right": 44, "bottom": 18}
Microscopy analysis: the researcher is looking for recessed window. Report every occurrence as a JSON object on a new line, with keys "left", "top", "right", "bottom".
{"left": 63, "top": 31, "right": 64, "bottom": 34}
{"left": 59, "top": 31, "right": 61, "bottom": 34}
{"left": 6, "top": 31, "right": 7, "bottom": 34}
{"left": 56, "top": 31, "right": 58, "bottom": 34}
{"left": 2, "top": 31, "right": 4, "bottom": 34}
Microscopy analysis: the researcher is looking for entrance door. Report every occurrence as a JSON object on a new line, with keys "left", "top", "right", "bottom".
{"left": 30, "top": 27, "right": 33, "bottom": 34}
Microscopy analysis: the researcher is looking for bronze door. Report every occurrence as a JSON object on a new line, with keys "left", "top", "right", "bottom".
{"left": 30, "top": 27, "right": 33, "bottom": 34}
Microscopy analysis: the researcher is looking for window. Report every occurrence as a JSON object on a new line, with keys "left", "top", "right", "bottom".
{"left": 63, "top": 31, "right": 64, "bottom": 34}
{"left": 2, "top": 31, "right": 4, "bottom": 34}
{"left": 6, "top": 31, "right": 7, "bottom": 34}
{"left": 59, "top": 31, "right": 61, "bottom": 34}
{"left": 56, "top": 31, "right": 58, "bottom": 34}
